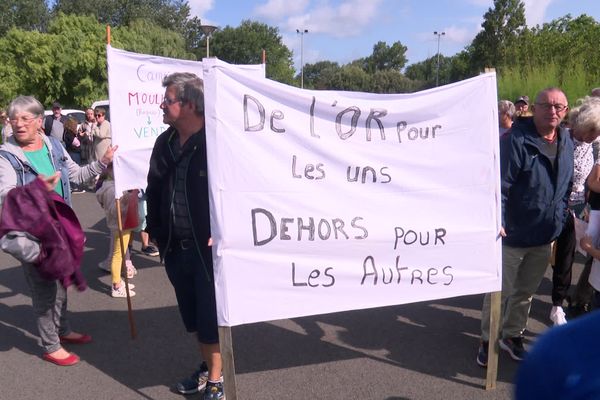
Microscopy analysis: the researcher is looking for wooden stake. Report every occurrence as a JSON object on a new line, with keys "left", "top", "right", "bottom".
{"left": 219, "top": 326, "right": 237, "bottom": 400}
{"left": 485, "top": 291, "right": 501, "bottom": 390}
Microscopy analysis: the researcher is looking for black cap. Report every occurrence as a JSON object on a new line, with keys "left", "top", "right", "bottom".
{"left": 52, "top": 101, "right": 62, "bottom": 109}
{"left": 514, "top": 96, "right": 529, "bottom": 105}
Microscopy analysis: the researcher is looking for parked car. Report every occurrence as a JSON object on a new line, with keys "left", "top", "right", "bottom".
{"left": 44, "top": 109, "right": 86, "bottom": 129}
{"left": 91, "top": 100, "right": 110, "bottom": 121}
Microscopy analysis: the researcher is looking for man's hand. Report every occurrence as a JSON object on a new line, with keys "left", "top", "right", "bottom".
{"left": 39, "top": 172, "right": 61, "bottom": 192}
{"left": 100, "top": 145, "right": 118, "bottom": 165}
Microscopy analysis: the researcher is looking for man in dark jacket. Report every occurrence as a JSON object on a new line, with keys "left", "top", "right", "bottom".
{"left": 146, "top": 72, "right": 223, "bottom": 400}
{"left": 44, "top": 101, "right": 67, "bottom": 146}
{"left": 477, "top": 87, "right": 574, "bottom": 367}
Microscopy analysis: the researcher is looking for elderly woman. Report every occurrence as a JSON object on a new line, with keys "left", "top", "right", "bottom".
{"left": 0, "top": 96, "right": 116, "bottom": 366}
{"left": 498, "top": 100, "right": 515, "bottom": 137}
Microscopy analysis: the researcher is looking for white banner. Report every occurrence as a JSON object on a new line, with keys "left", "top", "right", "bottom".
{"left": 203, "top": 59, "right": 502, "bottom": 327}
{"left": 106, "top": 46, "right": 266, "bottom": 194}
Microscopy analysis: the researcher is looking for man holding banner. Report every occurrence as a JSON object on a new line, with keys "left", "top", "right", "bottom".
{"left": 146, "top": 72, "right": 223, "bottom": 399}
{"left": 478, "top": 87, "right": 573, "bottom": 367}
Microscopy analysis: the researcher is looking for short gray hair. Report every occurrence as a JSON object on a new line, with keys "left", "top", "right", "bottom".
{"left": 7, "top": 96, "right": 44, "bottom": 119}
{"left": 571, "top": 96, "right": 600, "bottom": 133}
{"left": 498, "top": 100, "right": 515, "bottom": 119}
{"left": 162, "top": 72, "right": 204, "bottom": 116}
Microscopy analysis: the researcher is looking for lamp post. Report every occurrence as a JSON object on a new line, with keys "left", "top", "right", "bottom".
{"left": 296, "top": 29, "right": 308, "bottom": 88}
{"left": 433, "top": 31, "right": 445, "bottom": 86}
{"left": 200, "top": 25, "right": 218, "bottom": 58}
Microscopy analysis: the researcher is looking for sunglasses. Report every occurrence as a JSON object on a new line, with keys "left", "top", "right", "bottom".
{"left": 95, "top": 114, "right": 104, "bottom": 117}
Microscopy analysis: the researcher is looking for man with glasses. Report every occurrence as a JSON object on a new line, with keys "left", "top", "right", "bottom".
{"left": 91, "top": 107, "right": 111, "bottom": 163}
{"left": 146, "top": 72, "right": 224, "bottom": 399}
{"left": 477, "top": 88, "right": 574, "bottom": 367}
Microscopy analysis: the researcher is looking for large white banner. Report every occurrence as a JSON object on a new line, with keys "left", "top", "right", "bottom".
{"left": 203, "top": 59, "right": 502, "bottom": 327}
{"left": 106, "top": 46, "right": 265, "bottom": 194}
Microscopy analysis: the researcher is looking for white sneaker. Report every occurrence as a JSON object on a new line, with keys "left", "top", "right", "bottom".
{"left": 550, "top": 306, "right": 567, "bottom": 326}
{"left": 111, "top": 283, "right": 136, "bottom": 298}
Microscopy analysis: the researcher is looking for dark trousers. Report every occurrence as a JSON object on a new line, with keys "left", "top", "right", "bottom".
{"left": 552, "top": 212, "right": 575, "bottom": 306}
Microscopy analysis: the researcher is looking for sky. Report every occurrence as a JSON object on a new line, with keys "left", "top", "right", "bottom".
{"left": 189, "top": 0, "right": 600, "bottom": 70}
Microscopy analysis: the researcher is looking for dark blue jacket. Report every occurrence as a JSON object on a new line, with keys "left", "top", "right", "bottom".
{"left": 501, "top": 117, "right": 573, "bottom": 247}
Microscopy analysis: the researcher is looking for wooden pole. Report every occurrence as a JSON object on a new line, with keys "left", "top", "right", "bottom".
{"left": 262, "top": 49, "right": 266, "bottom": 64}
{"left": 485, "top": 291, "right": 501, "bottom": 390}
{"left": 106, "top": 25, "right": 111, "bottom": 45}
{"left": 116, "top": 197, "right": 137, "bottom": 339}
{"left": 219, "top": 326, "right": 237, "bottom": 400}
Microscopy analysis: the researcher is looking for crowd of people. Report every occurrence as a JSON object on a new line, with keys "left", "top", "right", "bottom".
{"left": 5, "top": 76, "right": 600, "bottom": 400}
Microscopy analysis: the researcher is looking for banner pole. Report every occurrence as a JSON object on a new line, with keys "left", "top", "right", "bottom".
{"left": 219, "top": 326, "right": 238, "bottom": 399}
{"left": 485, "top": 291, "right": 501, "bottom": 389}
{"left": 107, "top": 25, "right": 111, "bottom": 45}
{"left": 116, "top": 197, "right": 137, "bottom": 339}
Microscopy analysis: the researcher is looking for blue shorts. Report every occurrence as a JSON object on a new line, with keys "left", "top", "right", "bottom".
{"left": 164, "top": 243, "right": 218, "bottom": 344}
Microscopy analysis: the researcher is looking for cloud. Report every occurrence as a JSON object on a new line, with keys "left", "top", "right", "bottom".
{"left": 254, "top": 0, "right": 310, "bottom": 20}
{"left": 523, "top": 0, "right": 554, "bottom": 27}
{"left": 283, "top": 0, "right": 385, "bottom": 37}
{"left": 188, "top": 0, "right": 216, "bottom": 18}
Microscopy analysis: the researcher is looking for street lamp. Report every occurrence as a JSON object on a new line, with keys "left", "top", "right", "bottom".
{"left": 200, "top": 25, "right": 218, "bottom": 58}
{"left": 433, "top": 31, "right": 445, "bottom": 87}
{"left": 296, "top": 29, "right": 309, "bottom": 88}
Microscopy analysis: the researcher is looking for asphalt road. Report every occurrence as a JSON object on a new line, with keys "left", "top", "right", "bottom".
{"left": 0, "top": 192, "right": 580, "bottom": 399}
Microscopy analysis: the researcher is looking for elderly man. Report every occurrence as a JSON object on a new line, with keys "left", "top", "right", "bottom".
{"left": 0, "top": 95, "right": 116, "bottom": 366}
{"left": 43, "top": 101, "right": 67, "bottom": 146}
{"left": 146, "top": 73, "right": 223, "bottom": 399}
{"left": 514, "top": 95, "right": 530, "bottom": 116}
{"left": 477, "top": 88, "right": 573, "bottom": 367}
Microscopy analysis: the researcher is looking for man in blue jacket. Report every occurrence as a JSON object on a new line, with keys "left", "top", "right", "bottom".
{"left": 477, "top": 87, "right": 574, "bottom": 367}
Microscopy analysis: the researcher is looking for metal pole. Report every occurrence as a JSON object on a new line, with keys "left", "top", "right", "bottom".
{"left": 297, "top": 29, "right": 308, "bottom": 89}
{"left": 434, "top": 31, "right": 445, "bottom": 87}
{"left": 300, "top": 32, "right": 304, "bottom": 89}
{"left": 206, "top": 35, "right": 210, "bottom": 58}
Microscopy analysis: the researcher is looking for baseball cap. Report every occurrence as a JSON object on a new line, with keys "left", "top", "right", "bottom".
{"left": 514, "top": 96, "right": 529, "bottom": 105}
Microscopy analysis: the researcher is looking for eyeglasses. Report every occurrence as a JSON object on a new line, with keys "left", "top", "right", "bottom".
{"left": 9, "top": 115, "right": 39, "bottom": 125}
{"left": 162, "top": 97, "right": 181, "bottom": 106}
{"left": 535, "top": 103, "right": 568, "bottom": 113}
{"left": 95, "top": 114, "right": 104, "bottom": 118}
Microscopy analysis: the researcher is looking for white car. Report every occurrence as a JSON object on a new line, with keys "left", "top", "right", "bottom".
{"left": 44, "top": 109, "right": 86, "bottom": 126}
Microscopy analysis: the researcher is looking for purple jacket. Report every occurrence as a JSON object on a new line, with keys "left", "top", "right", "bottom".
{"left": 0, "top": 178, "right": 86, "bottom": 290}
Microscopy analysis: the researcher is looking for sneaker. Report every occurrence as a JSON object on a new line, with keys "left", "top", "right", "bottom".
{"left": 71, "top": 187, "right": 86, "bottom": 194}
{"left": 476, "top": 341, "right": 488, "bottom": 367}
{"left": 111, "top": 284, "right": 136, "bottom": 298}
{"left": 499, "top": 336, "right": 526, "bottom": 361}
{"left": 125, "top": 261, "right": 138, "bottom": 279}
{"left": 141, "top": 245, "right": 159, "bottom": 257}
{"left": 175, "top": 362, "right": 209, "bottom": 395}
{"left": 550, "top": 305, "right": 567, "bottom": 326}
{"left": 203, "top": 381, "right": 224, "bottom": 400}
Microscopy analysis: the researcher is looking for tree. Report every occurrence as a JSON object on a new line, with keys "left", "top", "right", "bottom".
{"left": 51, "top": 0, "right": 191, "bottom": 34}
{"left": 210, "top": 20, "right": 294, "bottom": 83}
{"left": 301, "top": 61, "right": 340, "bottom": 89}
{"left": 0, "top": 0, "right": 50, "bottom": 35}
{"left": 469, "top": 0, "right": 526, "bottom": 71}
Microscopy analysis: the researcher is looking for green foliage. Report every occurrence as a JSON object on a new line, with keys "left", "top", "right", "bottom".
{"left": 0, "top": 0, "right": 49, "bottom": 36}
{"left": 498, "top": 62, "right": 593, "bottom": 105}
{"left": 112, "top": 19, "right": 193, "bottom": 59}
{"left": 470, "top": 0, "right": 526, "bottom": 72}
{"left": 210, "top": 20, "right": 294, "bottom": 83}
